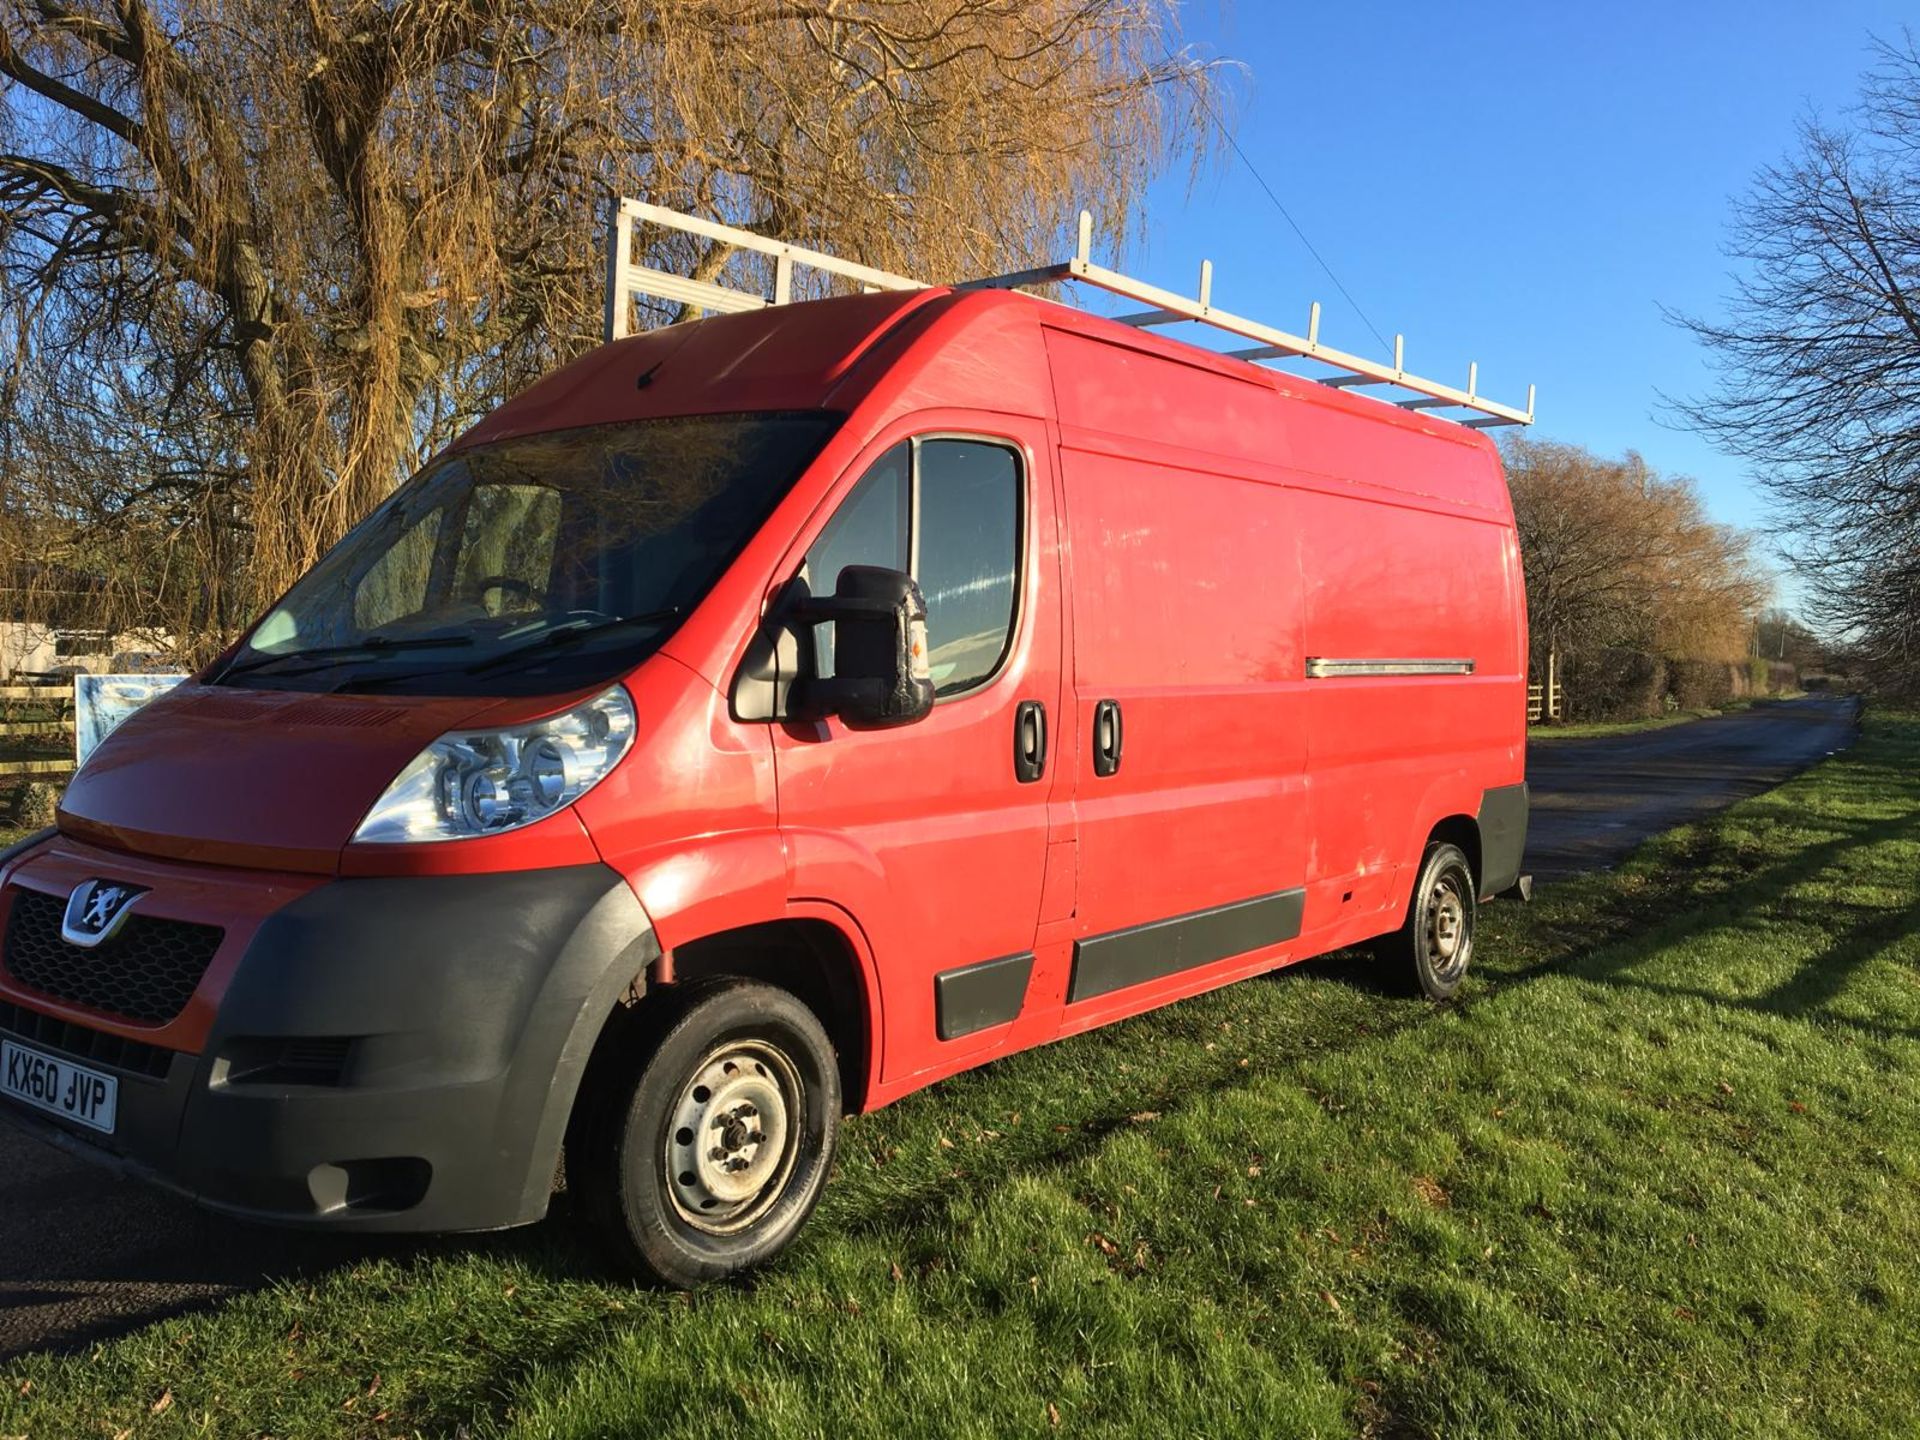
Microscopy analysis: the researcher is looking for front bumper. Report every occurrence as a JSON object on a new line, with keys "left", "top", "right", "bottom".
{"left": 0, "top": 851, "right": 657, "bottom": 1233}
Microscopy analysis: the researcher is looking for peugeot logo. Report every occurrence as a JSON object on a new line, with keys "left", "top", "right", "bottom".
{"left": 61, "top": 880, "right": 148, "bottom": 948}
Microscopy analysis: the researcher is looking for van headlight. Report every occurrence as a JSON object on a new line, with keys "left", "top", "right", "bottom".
{"left": 351, "top": 686, "right": 635, "bottom": 844}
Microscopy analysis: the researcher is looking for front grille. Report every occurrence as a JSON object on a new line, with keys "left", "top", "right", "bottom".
{"left": 0, "top": 999, "right": 175, "bottom": 1080}
{"left": 2, "top": 887, "right": 221, "bottom": 1026}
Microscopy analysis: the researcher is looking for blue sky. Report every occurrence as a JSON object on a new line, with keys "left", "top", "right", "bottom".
{"left": 1105, "top": 2, "right": 1909, "bottom": 586}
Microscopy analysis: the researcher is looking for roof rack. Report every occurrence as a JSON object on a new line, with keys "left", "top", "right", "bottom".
{"left": 604, "top": 199, "right": 1534, "bottom": 430}
{"left": 603, "top": 198, "right": 920, "bottom": 339}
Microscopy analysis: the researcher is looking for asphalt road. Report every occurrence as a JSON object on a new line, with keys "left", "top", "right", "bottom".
{"left": 0, "top": 1133, "right": 397, "bottom": 1361}
{"left": 0, "top": 693, "right": 1863, "bottom": 1362}
{"left": 1525, "top": 694, "right": 1860, "bottom": 880}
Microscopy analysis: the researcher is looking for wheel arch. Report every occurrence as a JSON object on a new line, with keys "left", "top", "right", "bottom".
{"left": 565, "top": 898, "right": 884, "bottom": 1156}
{"left": 664, "top": 907, "right": 881, "bottom": 1112}
{"left": 1389, "top": 768, "right": 1484, "bottom": 915}
{"left": 1425, "top": 813, "right": 1483, "bottom": 893}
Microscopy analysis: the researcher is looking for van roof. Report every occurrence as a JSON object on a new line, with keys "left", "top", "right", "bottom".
{"left": 454, "top": 286, "right": 1499, "bottom": 462}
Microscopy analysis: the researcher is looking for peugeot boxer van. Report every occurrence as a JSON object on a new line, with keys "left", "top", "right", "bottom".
{"left": 0, "top": 279, "right": 1528, "bottom": 1285}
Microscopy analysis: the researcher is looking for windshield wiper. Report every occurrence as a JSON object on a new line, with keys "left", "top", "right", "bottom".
{"left": 460, "top": 608, "right": 683, "bottom": 678}
{"left": 218, "top": 634, "right": 474, "bottom": 682}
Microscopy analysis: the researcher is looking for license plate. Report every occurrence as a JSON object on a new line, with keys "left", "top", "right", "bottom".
{"left": 1, "top": 1039, "right": 118, "bottom": 1134}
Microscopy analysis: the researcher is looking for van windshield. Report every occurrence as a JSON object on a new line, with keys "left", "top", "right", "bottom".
{"left": 218, "top": 412, "right": 838, "bottom": 696}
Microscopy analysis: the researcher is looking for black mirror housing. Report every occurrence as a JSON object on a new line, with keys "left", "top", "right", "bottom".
{"left": 791, "top": 565, "right": 935, "bottom": 729}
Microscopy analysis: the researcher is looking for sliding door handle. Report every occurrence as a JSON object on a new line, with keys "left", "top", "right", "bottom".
{"left": 1093, "top": 698, "right": 1123, "bottom": 777}
{"left": 1014, "top": 700, "right": 1048, "bottom": 783}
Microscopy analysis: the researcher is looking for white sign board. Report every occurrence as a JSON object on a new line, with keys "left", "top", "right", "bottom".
{"left": 74, "top": 674, "right": 189, "bottom": 765}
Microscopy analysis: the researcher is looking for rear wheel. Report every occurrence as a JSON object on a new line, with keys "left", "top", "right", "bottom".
{"left": 573, "top": 979, "right": 840, "bottom": 1286}
{"left": 1384, "top": 842, "right": 1477, "bottom": 1000}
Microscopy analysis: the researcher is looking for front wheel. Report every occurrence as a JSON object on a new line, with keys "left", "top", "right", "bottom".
{"left": 1384, "top": 842, "right": 1478, "bottom": 1000}
{"left": 573, "top": 979, "right": 840, "bottom": 1286}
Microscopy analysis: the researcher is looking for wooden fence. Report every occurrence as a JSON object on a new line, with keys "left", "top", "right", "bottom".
{"left": 0, "top": 681, "right": 74, "bottom": 778}
{"left": 1527, "top": 651, "right": 1566, "bottom": 724}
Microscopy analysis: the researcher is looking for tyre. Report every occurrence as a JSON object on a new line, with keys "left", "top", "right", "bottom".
{"left": 573, "top": 978, "right": 840, "bottom": 1286}
{"left": 1383, "top": 842, "right": 1478, "bottom": 1001}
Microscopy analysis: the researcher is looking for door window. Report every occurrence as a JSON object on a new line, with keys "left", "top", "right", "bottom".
{"left": 802, "top": 437, "right": 1021, "bottom": 696}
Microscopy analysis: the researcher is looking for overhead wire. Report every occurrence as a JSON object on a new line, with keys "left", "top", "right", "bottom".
{"left": 1164, "top": 43, "right": 1395, "bottom": 359}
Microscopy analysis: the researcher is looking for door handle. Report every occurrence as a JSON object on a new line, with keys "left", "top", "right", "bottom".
{"left": 1014, "top": 700, "right": 1047, "bottom": 783}
{"left": 1092, "top": 698, "right": 1123, "bottom": 777}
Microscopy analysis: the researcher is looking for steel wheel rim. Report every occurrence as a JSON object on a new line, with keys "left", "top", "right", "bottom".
{"left": 663, "top": 1038, "right": 804, "bottom": 1235}
{"left": 1423, "top": 869, "right": 1472, "bottom": 982}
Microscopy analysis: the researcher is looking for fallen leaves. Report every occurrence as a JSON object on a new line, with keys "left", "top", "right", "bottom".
{"left": 1412, "top": 1176, "right": 1452, "bottom": 1209}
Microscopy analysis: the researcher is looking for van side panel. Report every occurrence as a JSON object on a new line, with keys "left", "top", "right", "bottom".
{"left": 1277, "top": 383, "right": 1514, "bottom": 517}
{"left": 1291, "top": 440, "right": 1526, "bottom": 947}
{"left": 1044, "top": 328, "right": 1310, "bottom": 1026}
{"left": 1042, "top": 328, "right": 1282, "bottom": 470}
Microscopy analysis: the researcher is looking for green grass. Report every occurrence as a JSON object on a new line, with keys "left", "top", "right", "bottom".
{"left": 1530, "top": 694, "right": 1801, "bottom": 742}
{"left": 6, "top": 715, "right": 1920, "bottom": 1437}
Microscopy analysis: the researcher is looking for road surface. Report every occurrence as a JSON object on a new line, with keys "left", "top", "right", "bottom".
{"left": 0, "top": 693, "right": 1862, "bottom": 1361}
{"left": 1525, "top": 694, "right": 1859, "bottom": 880}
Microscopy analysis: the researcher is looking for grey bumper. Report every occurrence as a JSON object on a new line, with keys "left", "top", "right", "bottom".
{"left": 1477, "top": 781, "right": 1530, "bottom": 899}
{"left": 3, "top": 863, "right": 656, "bottom": 1233}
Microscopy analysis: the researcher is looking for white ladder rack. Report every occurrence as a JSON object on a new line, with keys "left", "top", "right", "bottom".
{"left": 604, "top": 199, "right": 1535, "bottom": 430}
{"left": 603, "top": 198, "right": 920, "bottom": 338}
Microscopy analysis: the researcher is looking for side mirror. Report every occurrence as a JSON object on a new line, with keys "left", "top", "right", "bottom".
{"left": 792, "top": 565, "right": 935, "bottom": 729}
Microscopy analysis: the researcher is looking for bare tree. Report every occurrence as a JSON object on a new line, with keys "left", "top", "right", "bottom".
{"left": 1505, "top": 435, "right": 1768, "bottom": 678}
{"left": 1755, "top": 606, "right": 1828, "bottom": 671}
{"left": 1671, "top": 33, "right": 1920, "bottom": 691}
{"left": 0, "top": 0, "right": 1221, "bottom": 656}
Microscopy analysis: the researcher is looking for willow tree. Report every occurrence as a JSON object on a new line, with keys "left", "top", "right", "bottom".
{"left": 0, "top": 0, "right": 1218, "bottom": 648}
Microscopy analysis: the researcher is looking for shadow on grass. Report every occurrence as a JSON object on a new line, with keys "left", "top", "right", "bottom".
{"left": 1497, "top": 782, "right": 1920, "bottom": 1035}
{"left": 1595, "top": 885, "right": 1920, "bottom": 1047}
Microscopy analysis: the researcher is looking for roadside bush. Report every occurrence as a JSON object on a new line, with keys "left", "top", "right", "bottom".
{"left": 1767, "top": 660, "right": 1799, "bottom": 694}
{"left": 1749, "top": 656, "right": 1771, "bottom": 696}
{"left": 1566, "top": 648, "right": 1667, "bottom": 722}
{"left": 1668, "top": 657, "right": 1736, "bottom": 709}
{"left": 7, "top": 781, "right": 58, "bottom": 829}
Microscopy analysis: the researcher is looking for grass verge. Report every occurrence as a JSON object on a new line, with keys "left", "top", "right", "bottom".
{"left": 3, "top": 714, "right": 1919, "bottom": 1437}
{"left": 1529, "top": 694, "right": 1803, "bottom": 742}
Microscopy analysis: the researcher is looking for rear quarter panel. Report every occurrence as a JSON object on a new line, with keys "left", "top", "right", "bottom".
{"left": 1287, "top": 411, "right": 1526, "bottom": 945}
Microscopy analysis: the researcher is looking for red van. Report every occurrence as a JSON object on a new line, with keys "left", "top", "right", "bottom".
{"left": 0, "top": 269, "right": 1528, "bottom": 1285}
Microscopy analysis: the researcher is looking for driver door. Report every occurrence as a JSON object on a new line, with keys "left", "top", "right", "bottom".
{"left": 772, "top": 416, "right": 1066, "bottom": 1088}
